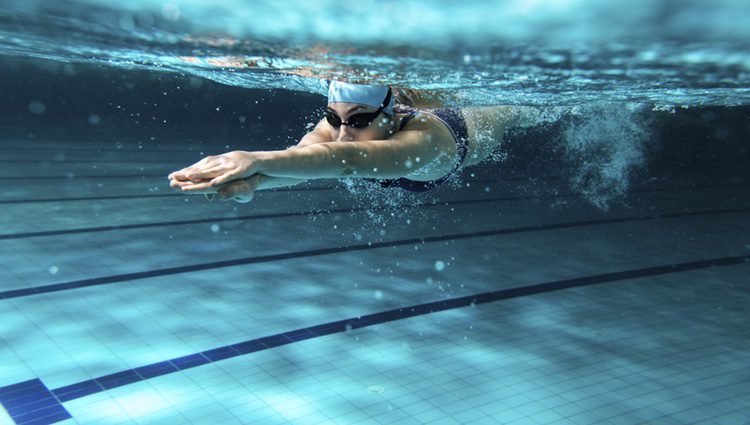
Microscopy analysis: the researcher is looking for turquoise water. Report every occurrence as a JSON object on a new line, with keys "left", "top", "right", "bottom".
{"left": 2, "top": 0, "right": 749, "bottom": 106}
{"left": 1, "top": 1, "right": 749, "bottom": 425}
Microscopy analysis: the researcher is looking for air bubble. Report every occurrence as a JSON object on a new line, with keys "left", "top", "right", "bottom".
{"left": 434, "top": 260, "right": 446, "bottom": 271}
{"left": 368, "top": 385, "right": 384, "bottom": 394}
{"left": 28, "top": 101, "right": 46, "bottom": 115}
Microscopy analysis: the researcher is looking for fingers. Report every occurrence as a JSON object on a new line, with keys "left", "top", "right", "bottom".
{"left": 169, "top": 176, "right": 211, "bottom": 189}
{"left": 209, "top": 168, "right": 241, "bottom": 186}
{"left": 169, "top": 153, "right": 256, "bottom": 202}
{"left": 168, "top": 155, "right": 220, "bottom": 181}
{"left": 169, "top": 178, "right": 195, "bottom": 189}
{"left": 172, "top": 166, "right": 239, "bottom": 187}
{"left": 168, "top": 169, "right": 192, "bottom": 181}
{"left": 187, "top": 164, "right": 231, "bottom": 181}
{"left": 169, "top": 151, "right": 256, "bottom": 187}
{"left": 176, "top": 181, "right": 218, "bottom": 193}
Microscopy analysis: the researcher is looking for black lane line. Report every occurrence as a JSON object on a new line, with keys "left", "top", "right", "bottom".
{"left": 1, "top": 177, "right": 748, "bottom": 239}
{"left": 0, "top": 179, "right": 745, "bottom": 204}
{"left": 0, "top": 186, "right": 333, "bottom": 205}
{"left": 0, "top": 171, "right": 556, "bottom": 183}
{"left": 0, "top": 146, "right": 225, "bottom": 154}
{"left": 1, "top": 208, "right": 748, "bottom": 300}
{"left": 0, "top": 160, "right": 192, "bottom": 164}
{"left": 1, "top": 253, "right": 747, "bottom": 425}
{"left": 0, "top": 175, "right": 547, "bottom": 204}
{"left": 0, "top": 195, "right": 571, "bottom": 240}
{"left": 0, "top": 174, "right": 169, "bottom": 180}
{"left": 0, "top": 193, "right": 185, "bottom": 204}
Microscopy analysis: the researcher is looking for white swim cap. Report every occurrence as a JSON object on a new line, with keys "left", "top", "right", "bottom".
{"left": 327, "top": 81, "right": 394, "bottom": 115}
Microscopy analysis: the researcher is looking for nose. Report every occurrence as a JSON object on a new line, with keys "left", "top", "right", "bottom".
{"left": 336, "top": 125, "right": 354, "bottom": 142}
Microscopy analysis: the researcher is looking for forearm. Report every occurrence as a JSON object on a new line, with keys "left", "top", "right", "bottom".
{"left": 256, "top": 141, "right": 415, "bottom": 180}
{"left": 256, "top": 144, "right": 354, "bottom": 179}
{"left": 254, "top": 175, "right": 308, "bottom": 190}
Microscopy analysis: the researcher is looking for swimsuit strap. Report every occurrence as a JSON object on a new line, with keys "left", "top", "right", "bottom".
{"left": 428, "top": 108, "right": 470, "bottom": 174}
{"left": 397, "top": 106, "right": 419, "bottom": 131}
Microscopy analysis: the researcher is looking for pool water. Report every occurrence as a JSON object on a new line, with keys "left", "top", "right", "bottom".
{"left": 1, "top": 1, "right": 749, "bottom": 424}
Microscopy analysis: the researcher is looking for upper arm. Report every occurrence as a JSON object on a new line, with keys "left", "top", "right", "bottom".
{"left": 338, "top": 122, "right": 457, "bottom": 180}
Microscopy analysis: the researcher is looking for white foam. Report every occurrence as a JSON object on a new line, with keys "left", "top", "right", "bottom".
{"left": 561, "top": 103, "right": 650, "bottom": 209}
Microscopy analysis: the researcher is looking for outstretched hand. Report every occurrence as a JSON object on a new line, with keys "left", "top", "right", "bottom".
{"left": 168, "top": 150, "right": 261, "bottom": 192}
{"left": 168, "top": 174, "right": 261, "bottom": 203}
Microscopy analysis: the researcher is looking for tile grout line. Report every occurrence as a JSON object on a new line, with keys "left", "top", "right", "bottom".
{"left": 0, "top": 253, "right": 747, "bottom": 425}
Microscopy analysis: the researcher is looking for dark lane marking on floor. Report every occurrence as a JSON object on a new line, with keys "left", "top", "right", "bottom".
{"left": 0, "top": 174, "right": 564, "bottom": 205}
{"left": 0, "top": 160, "right": 193, "bottom": 164}
{"left": 0, "top": 146, "right": 224, "bottom": 154}
{"left": 0, "top": 194, "right": 573, "bottom": 240}
{"left": 1, "top": 178, "right": 747, "bottom": 235}
{"left": 1, "top": 254, "right": 748, "bottom": 425}
{"left": 0, "top": 380, "right": 71, "bottom": 425}
{"left": 1, "top": 208, "right": 748, "bottom": 300}
{"left": 0, "top": 186, "right": 333, "bottom": 205}
{"left": 0, "top": 180, "right": 744, "bottom": 204}
{"left": 0, "top": 174, "right": 171, "bottom": 180}
{"left": 0, "top": 173, "right": 553, "bottom": 182}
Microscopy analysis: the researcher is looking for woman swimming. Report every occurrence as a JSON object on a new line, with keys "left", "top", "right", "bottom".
{"left": 168, "top": 81, "right": 518, "bottom": 202}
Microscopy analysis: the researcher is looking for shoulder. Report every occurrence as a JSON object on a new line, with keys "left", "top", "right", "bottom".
{"left": 290, "top": 118, "right": 333, "bottom": 149}
{"left": 395, "top": 108, "right": 455, "bottom": 141}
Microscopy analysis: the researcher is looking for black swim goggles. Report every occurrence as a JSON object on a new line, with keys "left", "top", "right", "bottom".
{"left": 326, "top": 88, "right": 392, "bottom": 129}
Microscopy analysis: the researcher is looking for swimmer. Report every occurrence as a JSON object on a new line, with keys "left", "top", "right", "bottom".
{"left": 168, "top": 81, "right": 520, "bottom": 202}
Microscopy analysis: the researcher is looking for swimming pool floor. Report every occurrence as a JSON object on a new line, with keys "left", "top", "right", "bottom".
{"left": 0, "top": 138, "right": 748, "bottom": 424}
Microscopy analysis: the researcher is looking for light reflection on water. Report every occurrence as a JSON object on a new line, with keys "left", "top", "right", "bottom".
{"left": 0, "top": 0, "right": 749, "bottom": 107}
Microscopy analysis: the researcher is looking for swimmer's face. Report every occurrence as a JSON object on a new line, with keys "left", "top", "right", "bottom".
{"left": 326, "top": 102, "right": 393, "bottom": 142}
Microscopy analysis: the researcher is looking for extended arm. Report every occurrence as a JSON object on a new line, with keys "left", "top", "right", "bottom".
{"left": 170, "top": 127, "right": 451, "bottom": 192}
{"left": 169, "top": 119, "right": 331, "bottom": 193}
{"left": 251, "top": 130, "right": 436, "bottom": 180}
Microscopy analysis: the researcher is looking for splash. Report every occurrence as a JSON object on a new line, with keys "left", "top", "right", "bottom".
{"left": 561, "top": 103, "right": 650, "bottom": 210}
{"left": 340, "top": 178, "right": 437, "bottom": 232}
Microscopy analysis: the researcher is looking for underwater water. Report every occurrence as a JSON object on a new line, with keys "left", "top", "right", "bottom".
{"left": 1, "top": 1, "right": 749, "bottom": 425}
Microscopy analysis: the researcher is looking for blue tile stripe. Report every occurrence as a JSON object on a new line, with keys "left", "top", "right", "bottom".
{"left": 1, "top": 254, "right": 747, "bottom": 425}
{"left": 1, "top": 207, "right": 748, "bottom": 301}
{"left": 0, "top": 379, "right": 71, "bottom": 425}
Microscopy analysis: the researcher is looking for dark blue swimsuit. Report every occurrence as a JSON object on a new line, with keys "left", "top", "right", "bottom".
{"left": 377, "top": 106, "right": 470, "bottom": 192}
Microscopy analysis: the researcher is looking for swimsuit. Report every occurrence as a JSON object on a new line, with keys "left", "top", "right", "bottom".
{"left": 377, "top": 106, "right": 470, "bottom": 192}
